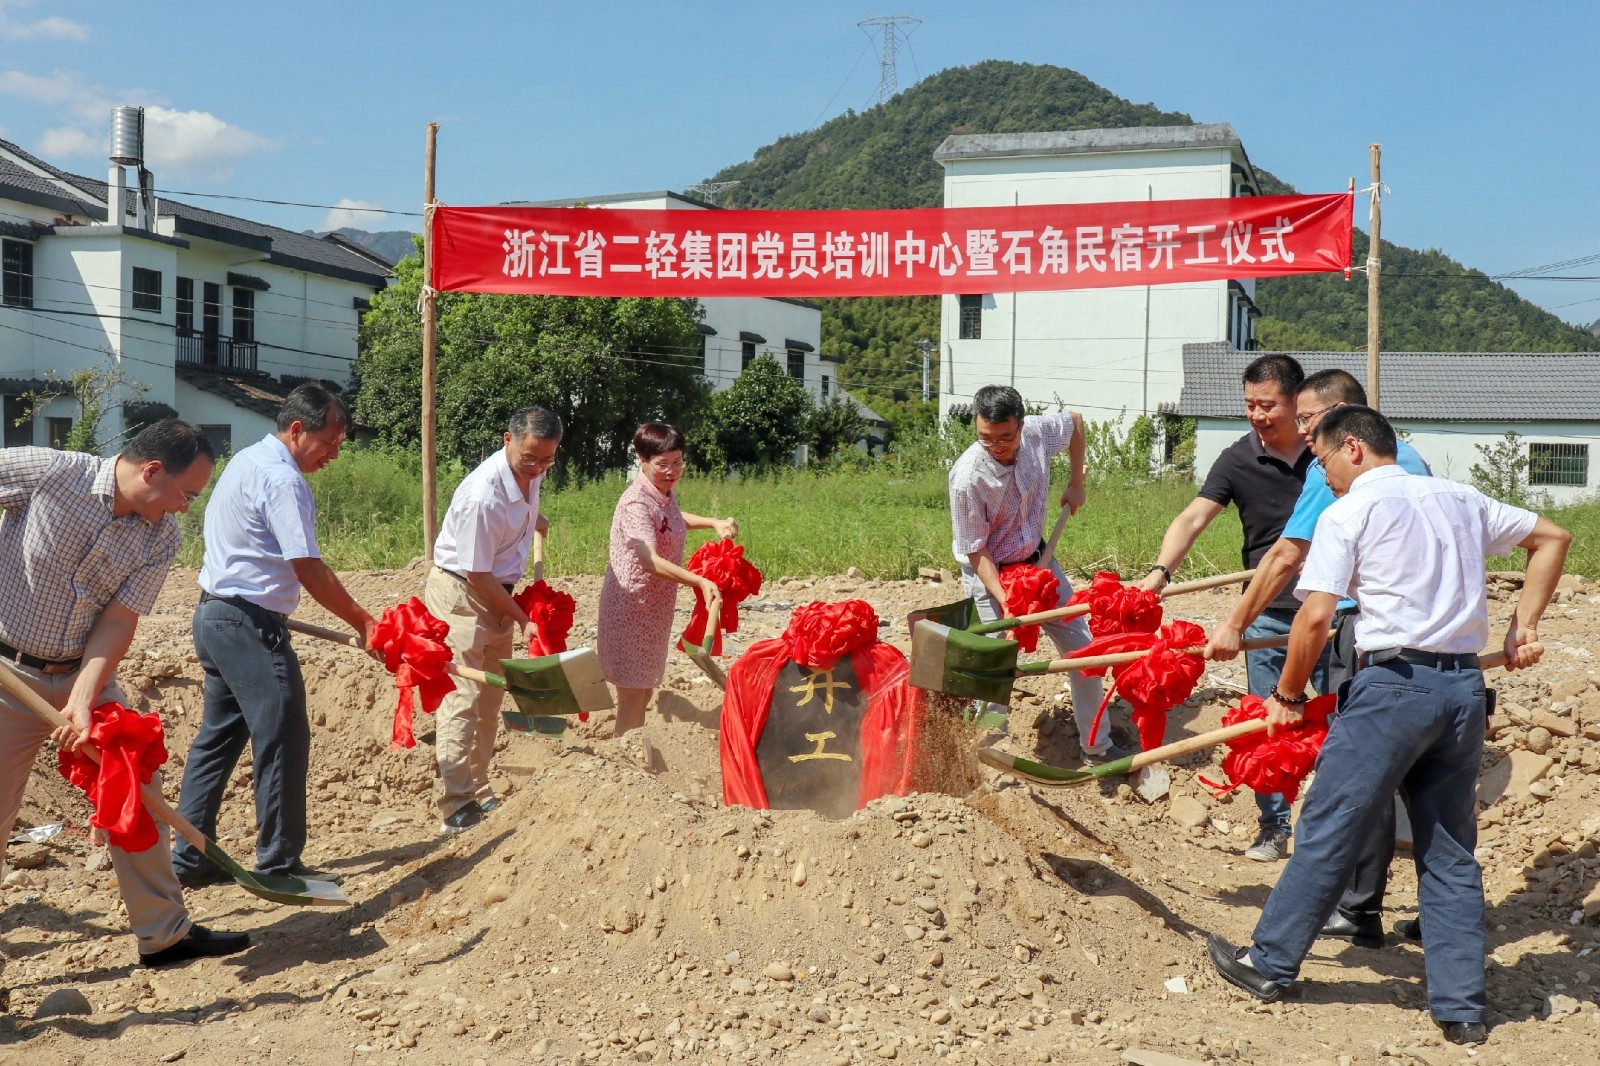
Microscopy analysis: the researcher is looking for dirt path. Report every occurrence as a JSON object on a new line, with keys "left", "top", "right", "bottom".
{"left": 3, "top": 564, "right": 1598, "bottom": 1065}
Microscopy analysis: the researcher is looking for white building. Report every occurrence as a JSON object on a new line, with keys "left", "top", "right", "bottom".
{"left": 0, "top": 125, "right": 391, "bottom": 455}
{"left": 934, "top": 125, "right": 1264, "bottom": 423}
{"left": 511, "top": 191, "right": 843, "bottom": 404}
{"left": 1179, "top": 342, "right": 1600, "bottom": 504}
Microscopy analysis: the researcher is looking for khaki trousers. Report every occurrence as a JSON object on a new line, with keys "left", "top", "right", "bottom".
{"left": 0, "top": 661, "right": 190, "bottom": 953}
{"left": 422, "top": 567, "right": 513, "bottom": 817}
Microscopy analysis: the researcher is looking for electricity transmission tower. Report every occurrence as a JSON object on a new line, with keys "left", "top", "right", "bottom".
{"left": 683, "top": 181, "right": 740, "bottom": 206}
{"left": 858, "top": 14, "right": 921, "bottom": 106}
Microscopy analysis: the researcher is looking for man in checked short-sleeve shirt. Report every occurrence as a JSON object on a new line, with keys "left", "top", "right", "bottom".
{"left": 0, "top": 419, "right": 248, "bottom": 972}
{"left": 946, "top": 384, "right": 1116, "bottom": 760}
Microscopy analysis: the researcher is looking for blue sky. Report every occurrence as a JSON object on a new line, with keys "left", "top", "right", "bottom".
{"left": 3, "top": 0, "right": 1596, "bottom": 327}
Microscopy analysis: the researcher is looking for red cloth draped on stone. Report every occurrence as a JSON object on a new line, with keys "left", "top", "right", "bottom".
{"left": 679, "top": 539, "right": 763, "bottom": 656}
{"left": 57, "top": 702, "right": 167, "bottom": 853}
{"left": 371, "top": 598, "right": 455, "bottom": 751}
{"left": 1200, "top": 693, "right": 1336, "bottom": 803}
{"left": 513, "top": 580, "right": 576, "bottom": 656}
{"left": 721, "top": 599, "right": 921, "bottom": 811}
{"left": 998, "top": 563, "right": 1059, "bottom": 653}
{"left": 1067, "top": 570, "right": 1164, "bottom": 638}
{"left": 1079, "top": 620, "right": 1208, "bottom": 752}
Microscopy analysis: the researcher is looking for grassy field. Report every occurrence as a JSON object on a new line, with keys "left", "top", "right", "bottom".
{"left": 176, "top": 446, "right": 1582, "bottom": 580}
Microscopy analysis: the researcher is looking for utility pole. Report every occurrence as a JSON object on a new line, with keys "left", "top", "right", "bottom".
{"left": 421, "top": 122, "right": 439, "bottom": 559}
{"left": 1366, "top": 143, "right": 1382, "bottom": 410}
{"left": 858, "top": 14, "right": 920, "bottom": 106}
{"left": 915, "top": 339, "right": 933, "bottom": 402}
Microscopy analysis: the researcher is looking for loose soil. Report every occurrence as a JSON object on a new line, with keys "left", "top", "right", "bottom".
{"left": 4, "top": 563, "right": 1598, "bottom": 1066}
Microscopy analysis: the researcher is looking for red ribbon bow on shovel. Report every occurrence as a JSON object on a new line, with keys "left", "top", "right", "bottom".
{"left": 370, "top": 598, "right": 455, "bottom": 750}
{"left": 998, "top": 563, "right": 1059, "bottom": 653}
{"left": 679, "top": 539, "right": 763, "bottom": 656}
{"left": 1200, "top": 693, "right": 1336, "bottom": 803}
{"left": 57, "top": 702, "right": 167, "bottom": 852}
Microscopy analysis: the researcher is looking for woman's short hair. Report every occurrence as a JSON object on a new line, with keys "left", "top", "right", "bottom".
{"left": 633, "top": 421, "right": 685, "bottom": 460}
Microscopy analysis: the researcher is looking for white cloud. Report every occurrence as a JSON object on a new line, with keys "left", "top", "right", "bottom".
{"left": 37, "top": 124, "right": 100, "bottom": 157}
{"left": 0, "top": 2, "right": 88, "bottom": 41}
{"left": 140, "top": 106, "right": 275, "bottom": 179}
{"left": 320, "top": 198, "right": 389, "bottom": 232}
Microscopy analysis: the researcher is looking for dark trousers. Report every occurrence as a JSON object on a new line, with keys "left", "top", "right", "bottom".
{"left": 1325, "top": 614, "right": 1399, "bottom": 921}
{"left": 1250, "top": 659, "right": 1488, "bottom": 1022}
{"left": 172, "top": 596, "right": 310, "bottom": 877}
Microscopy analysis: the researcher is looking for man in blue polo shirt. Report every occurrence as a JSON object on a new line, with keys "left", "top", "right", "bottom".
{"left": 1208, "top": 369, "right": 1431, "bottom": 943}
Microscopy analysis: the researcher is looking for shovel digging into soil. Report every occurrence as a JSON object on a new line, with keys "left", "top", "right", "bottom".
{"left": 285, "top": 619, "right": 613, "bottom": 735}
{"left": 0, "top": 666, "right": 348, "bottom": 908}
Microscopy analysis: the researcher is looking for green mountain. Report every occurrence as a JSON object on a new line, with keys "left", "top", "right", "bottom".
{"left": 701, "top": 60, "right": 1599, "bottom": 427}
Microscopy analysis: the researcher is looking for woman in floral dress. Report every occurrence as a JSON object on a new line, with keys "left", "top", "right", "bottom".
{"left": 598, "top": 422, "right": 738, "bottom": 735}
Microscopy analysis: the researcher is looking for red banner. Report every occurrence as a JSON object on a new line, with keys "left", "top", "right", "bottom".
{"left": 430, "top": 193, "right": 1351, "bottom": 298}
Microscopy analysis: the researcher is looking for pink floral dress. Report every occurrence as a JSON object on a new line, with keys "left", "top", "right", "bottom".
{"left": 598, "top": 472, "right": 688, "bottom": 688}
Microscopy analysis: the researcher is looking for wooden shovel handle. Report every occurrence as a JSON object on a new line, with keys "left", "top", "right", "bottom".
{"left": 0, "top": 665, "right": 212, "bottom": 857}
{"left": 532, "top": 529, "right": 545, "bottom": 585}
{"left": 1036, "top": 507, "right": 1071, "bottom": 572}
{"left": 1002, "top": 568, "right": 1259, "bottom": 630}
{"left": 285, "top": 617, "right": 496, "bottom": 686}
{"left": 1030, "top": 631, "right": 1296, "bottom": 675}
{"left": 1121, "top": 644, "right": 1524, "bottom": 773}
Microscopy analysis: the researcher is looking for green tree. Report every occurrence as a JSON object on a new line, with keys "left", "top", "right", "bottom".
{"left": 17, "top": 361, "right": 147, "bottom": 454}
{"left": 711, "top": 355, "right": 813, "bottom": 468}
{"left": 1469, "top": 431, "right": 1541, "bottom": 509}
{"left": 807, "top": 395, "right": 867, "bottom": 462}
{"left": 353, "top": 248, "right": 712, "bottom": 483}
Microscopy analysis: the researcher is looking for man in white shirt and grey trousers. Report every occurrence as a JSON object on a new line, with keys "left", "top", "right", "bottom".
{"left": 426, "top": 407, "right": 562, "bottom": 834}
{"left": 1207, "top": 405, "right": 1570, "bottom": 1047}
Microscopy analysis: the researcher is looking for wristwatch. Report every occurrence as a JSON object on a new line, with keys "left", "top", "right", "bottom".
{"left": 1147, "top": 564, "right": 1173, "bottom": 582}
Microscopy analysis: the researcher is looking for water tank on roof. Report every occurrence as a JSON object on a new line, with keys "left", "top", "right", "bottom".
{"left": 109, "top": 106, "right": 145, "bottom": 166}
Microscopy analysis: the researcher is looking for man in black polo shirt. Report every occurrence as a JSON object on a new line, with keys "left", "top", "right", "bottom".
{"left": 1140, "top": 354, "right": 1332, "bottom": 861}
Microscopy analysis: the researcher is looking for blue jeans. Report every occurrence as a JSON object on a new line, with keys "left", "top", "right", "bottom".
{"left": 172, "top": 596, "right": 310, "bottom": 877}
{"left": 963, "top": 560, "right": 1108, "bottom": 754}
{"left": 1244, "top": 608, "right": 1332, "bottom": 834}
{"left": 1248, "top": 660, "right": 1488, "bottom": 1022}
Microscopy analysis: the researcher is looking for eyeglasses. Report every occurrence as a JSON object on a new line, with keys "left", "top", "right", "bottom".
{"left": 527, "top": 455, "right": 557, "bottom": 470}
{"left": 1294, "top": 404, "right": 1335, "bottom": 429}
{"left": 976, "top": 431, "right": 1017, "bottom": 451}
{"left": 1315, "top": 435, "right": 1364, "bottom": 468}
{"left": 647, "top": 458, "right": 685, "bottom": 474}
{"left": 159, "top": 466, "right": 203, "bottom": 503}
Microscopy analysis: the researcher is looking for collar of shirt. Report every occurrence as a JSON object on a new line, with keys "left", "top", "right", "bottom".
{"left": 90, "top": 454, "right": 117, "bottom": 504}
{"left": 1248, "top": 431, "right": 1310, "bottom": 474}
{"left": 636, "top": 470, "right": 672, "bottom": 504}
{"left": 493, "top": 449, "right": 524, "bottom": 501}
{"left": 260, "top": 431, "right": 299, "bottom": 471}
{"left": 1346, "top": 464, "right": 1410, "bottom": 493}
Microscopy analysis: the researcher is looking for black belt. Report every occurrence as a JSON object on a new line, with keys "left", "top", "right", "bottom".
{"left": 0, "top": 637, "right": 82, "bottom": 674}
{"left": 1362, "top": 647, "right": 1480, "bottom": 671}
{"left": 1009, "top": 539, "right": 1049, "bottom": 568}
{"left": 439, "top": 567, "right": 515, "bottom": 596}
{"left": 199, "top": 590, "right": 287, "bottom": 622}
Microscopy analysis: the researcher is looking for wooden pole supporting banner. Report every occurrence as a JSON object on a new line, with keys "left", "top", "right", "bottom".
{"left": 1366, "top": 143, "right": 1382, "bottom": 410}
{"left": 421, "top": 122, "right": 440, "bottom": 560}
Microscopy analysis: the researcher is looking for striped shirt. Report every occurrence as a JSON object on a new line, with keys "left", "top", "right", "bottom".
{"left": 948, "top": 411, "right": 1073, "bottom": 568}
{"left": 0, "top": 448, "right": 179, "bottom": 660}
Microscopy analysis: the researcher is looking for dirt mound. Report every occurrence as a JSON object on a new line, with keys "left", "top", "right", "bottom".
{"left": 4, "top": 568, "right": 1600, "bottom": 1064}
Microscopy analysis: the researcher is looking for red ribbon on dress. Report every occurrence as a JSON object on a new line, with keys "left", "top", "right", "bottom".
{"left": 782, "top": 599, "right": 882, "bottom": 671}
{"left": 998, "top": 563, "right": 1059, "bottom": 653}
{"left": 679, "top": 539, "right": 763, "bottom": 656}
{"left": 370, "top": 598, "right": 455, "bottom": 751}
{"left": 57, "top": 702, "right": 168, "bottom": 853}
{"left": 513, "top": 580, "right": 576, "bottom": 656}
{"left": 1079, "top": 619, "right": 1208, "bottom": 752}
{"left": 1199, "top": 693, "right": 1336, "bottom": 803}
{"left": 1067, "top": 570, "right": 1164, "bottom": 638}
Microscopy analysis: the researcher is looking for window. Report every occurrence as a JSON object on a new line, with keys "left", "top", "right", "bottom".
{"left": 199, "top": 424, "right": 233, "bottom": 457}
{"left": 46, "top": 417, "right": 72, "bottom": 449}
{"left": 821, "top": 373, "right": 830, "bottom": 398}
{"left": 1529, "top": 442, "right": 1588, "bottom": 487}
{"left": 176, "top": 277, "right": 194, "bottom": 334}
{"left": 233, "top": 288, "right": 255, "bottom": 343}
{"left": 958, "top": 294, "right": 983, "bottom": 340}
{"left": 132, "top": 267, "right": 162, "bottom": 313}
{"left": 2, "top": 239, "right": 33, "bottom": 308}
{"left": 741, "top": 340, "right": 756, "bottom": 371}
{"left": 3, "top": 395, "right": 31, "bottom": 448}
{"left": 787, "top": 348, "right": 804, "bottom": 381}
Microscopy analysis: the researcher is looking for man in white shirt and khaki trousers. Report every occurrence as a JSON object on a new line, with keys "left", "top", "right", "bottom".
{"left": 1206, "top": 405, "right": 1570, "bottom": 1047}
{"left": 426, "top": 407, "right": 562, "bottom": 834}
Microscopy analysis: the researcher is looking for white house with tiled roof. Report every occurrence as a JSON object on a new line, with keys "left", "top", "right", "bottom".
{"left": 0, "top": 125, "right": 391, "bottom": 455}
{"left": 1178, "top": 342, "right": 1600, "bottom": 503}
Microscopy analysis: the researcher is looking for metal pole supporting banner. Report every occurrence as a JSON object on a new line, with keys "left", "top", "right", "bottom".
{"left": 421, "top": 122, "right": 440, "bottom": 559}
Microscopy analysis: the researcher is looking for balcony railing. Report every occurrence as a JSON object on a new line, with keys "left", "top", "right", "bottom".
{"left": 176, "top": 332, "right": 257, "bottom": 373}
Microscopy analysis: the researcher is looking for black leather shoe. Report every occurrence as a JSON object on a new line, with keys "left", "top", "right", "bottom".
{"left": 1318, "top": 911, "right": 1386, "bottom": 949}
{"left": 139, "top": 924, "right": 250, "bottom": 968}
{"left": 174, "top": 863, "right": 231, "bottom": 890}
{"left": 1437, "top": 1020, "right": 1487, "bottom": 1045}
{"left": 1394, "top": 918, "right": 1422, "bottom": 942}
{"left": 1206, "top": 934, "right": 1286, "bottom": 1002}
{"left": 440, "top": 800, "right": 484, "bottom": 835}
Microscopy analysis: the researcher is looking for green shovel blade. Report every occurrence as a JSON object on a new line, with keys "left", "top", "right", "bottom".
{"left": 498, "top": 648, "right": 613, "bottom": 734}
{"left": 202, "top": 840, "right": 349, "bottom": 907}
{"left": 907, "top": 597, "right": 978, "bottom": 633}
{"left": 975, "top": 746, "right": 1137, "bottom": 787}
{"left": 908, "top": 620, "right": 1021, "bottom": 704}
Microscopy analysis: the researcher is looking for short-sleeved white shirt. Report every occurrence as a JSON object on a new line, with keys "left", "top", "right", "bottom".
{"left": 1297, "top": 465, "right": 1537, "bottom": 654}
{"left": 948, "top": 411, "right": 1073, "bottom": 568}
{"left": 433, "top": 449, "right": 541, "bottom": 585}
{"left": 199, "top": 434, "right": 320, "bottom": 615}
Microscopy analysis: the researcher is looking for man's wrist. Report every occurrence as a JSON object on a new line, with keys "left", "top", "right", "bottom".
{"left": 1269, "top": 684, "right": 1309, "bottom": 705}
{"left": 1147, "top": 563, "right": 1173, "bottom": 583}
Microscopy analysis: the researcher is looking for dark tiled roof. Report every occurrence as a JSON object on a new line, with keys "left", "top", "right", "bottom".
{"left": 0, "top": 138, "right": 391, "bottom": 286}
{"left": 1177, "top": 342, "right": 1600, "bottom": 422}
{"left": 842, "top": 390, "right": 888, "bottom": 426}
{"left": 175, "top": 367, "right": 295, "bottom": 419}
